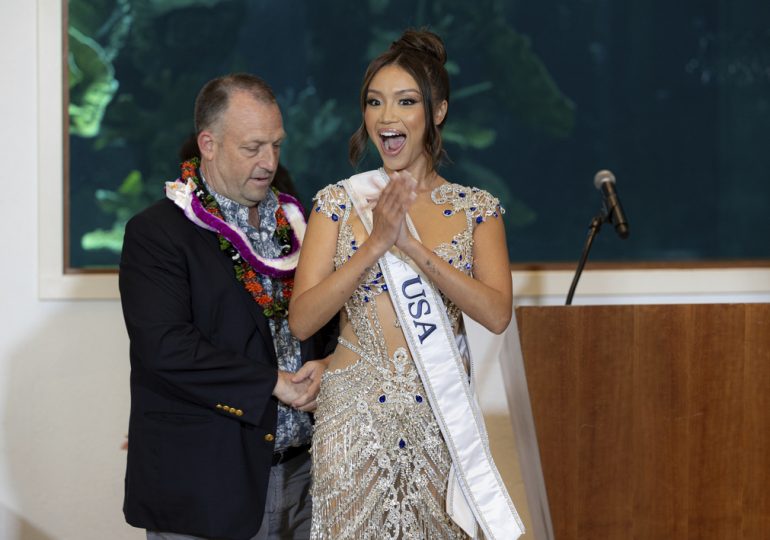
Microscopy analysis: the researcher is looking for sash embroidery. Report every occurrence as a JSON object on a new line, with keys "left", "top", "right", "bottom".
{"left": 341, "top": 170, "right": 524, "bottom": 540}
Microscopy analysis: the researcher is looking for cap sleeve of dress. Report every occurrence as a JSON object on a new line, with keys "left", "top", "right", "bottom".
{"left": 312, "top": 183, "right": 349, "bottom": 222}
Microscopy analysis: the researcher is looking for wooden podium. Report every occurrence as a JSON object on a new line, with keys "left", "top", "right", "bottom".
{"left": 516, "top": 304, "right": 770, "bottom": 540}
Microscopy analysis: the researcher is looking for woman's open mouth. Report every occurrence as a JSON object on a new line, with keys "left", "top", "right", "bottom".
{"left": 379, "top": 129, "right": 406, "bottom": 155}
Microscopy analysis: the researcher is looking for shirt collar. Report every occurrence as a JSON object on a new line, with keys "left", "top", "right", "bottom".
{"left": 199, "top": 169, "right": 278, "bottom": 236}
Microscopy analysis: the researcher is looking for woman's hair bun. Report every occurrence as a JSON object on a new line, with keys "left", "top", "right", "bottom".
{"left": 391, "top": 28, "right": 447, "bottom": 65}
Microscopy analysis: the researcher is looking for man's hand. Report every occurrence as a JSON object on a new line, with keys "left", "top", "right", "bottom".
{"left": 290, "top": 358, "right": 331, "bottom": 412}
{"left": 272, "top": 370, "right": 312, "bottom": 406}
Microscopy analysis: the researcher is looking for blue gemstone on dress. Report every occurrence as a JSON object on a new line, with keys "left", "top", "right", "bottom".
{"left": 415, "top": 395, "right": 423, "bottom": 403}
{"left": 459, "top": 192, "right": 466, "bottom": 197}
{"left": 476, "top": 216, "right": 483, "bottom": 224}
{"left": 315, "top": 206, "right": 321, "bottom": 212}
{"left": 470, "top": 206, "right": 477, "bottom": 211}
{"left": 443, "top": 209, "right": 453, "bottom": 216}
{"left": 493, "top": 212, "right": 498, "bottom": 217}
{"left": 376, "top": 272, "right": 382, "bottom": 277}
{"left": 399, "top": 439, "right": 406, "bottom": 448}
{"left": 332, "top": 214, "right": 339, "bottom": 222}
{"left": 459, "top": 255, "right": 463, "bottom": 260}
{"left": 379, "top": 395, "right": 386, "bottom": 403}
{"left": 364, "top": 285, "right": 371, "bottom": 290}
{"left": 381, "top": 284, "right": 388, "bottom": 291}
{"left": 364, "top": 296, "right": 369, "bottom": 302}
{"left": 448, "top": 259, "right": 453, "bottom": 264}
{"left": 465, "top": 263, "right": 472, "bottom": 270}
{"left": 339, "top": 204, "right": 346, "bottom": 209}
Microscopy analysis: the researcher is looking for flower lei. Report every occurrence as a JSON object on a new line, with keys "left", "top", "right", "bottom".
{"left": 166, "top": 158, "right": 306, "bottom": 318}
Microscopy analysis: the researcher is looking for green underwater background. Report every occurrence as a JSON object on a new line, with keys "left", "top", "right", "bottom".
{"left": 67, "top": 0, "right": 770, "bottom": 269}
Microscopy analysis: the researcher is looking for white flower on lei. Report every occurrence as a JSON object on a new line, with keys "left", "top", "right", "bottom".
{"left": 165, "top": 178, "right": 197, "bottom": 210}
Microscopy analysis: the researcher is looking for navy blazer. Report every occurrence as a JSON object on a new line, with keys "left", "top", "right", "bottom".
{"left": 120, "top": 197, "right": 336, "bottom": 540}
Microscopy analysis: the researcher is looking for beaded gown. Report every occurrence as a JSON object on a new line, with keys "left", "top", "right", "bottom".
{"left": 309, "top": 179, "right": 505, "bottom": 540}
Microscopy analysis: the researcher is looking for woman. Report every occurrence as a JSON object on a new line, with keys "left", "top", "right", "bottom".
{"left": 289, "top": 29, "right": 523, "bottom": 539}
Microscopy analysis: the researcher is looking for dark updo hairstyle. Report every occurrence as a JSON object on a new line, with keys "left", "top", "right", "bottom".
{"left": 349, "top": 29, "right": 450, "bottom": 170}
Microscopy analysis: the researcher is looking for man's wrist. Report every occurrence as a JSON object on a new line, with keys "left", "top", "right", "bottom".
{"left": 272, "top": 370, "right": 287, "bottom": 397}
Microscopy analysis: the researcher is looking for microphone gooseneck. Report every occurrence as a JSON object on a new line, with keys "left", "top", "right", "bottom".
{"left": 566, "top": 169, "right": 631, "bottom": 305}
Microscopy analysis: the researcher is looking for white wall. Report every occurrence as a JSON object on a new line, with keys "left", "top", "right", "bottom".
{"left": 0, "top": 2, "right": 137, "bottom": 539}
{"left": 1, "top": 2, "right": 769, "bottom": 539}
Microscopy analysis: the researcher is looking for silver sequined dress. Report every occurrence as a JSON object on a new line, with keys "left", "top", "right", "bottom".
{"left": 310, "top": 180, "right": 505, "bottom": 539}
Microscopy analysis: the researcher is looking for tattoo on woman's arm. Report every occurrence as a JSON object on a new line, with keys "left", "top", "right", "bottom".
{"left": 425, "top": 258, "right": 440, "bottom": 276}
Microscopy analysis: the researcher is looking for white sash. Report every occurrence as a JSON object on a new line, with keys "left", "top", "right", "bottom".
{"left": 341, "top": 170, "right": 525, "bottom": 540}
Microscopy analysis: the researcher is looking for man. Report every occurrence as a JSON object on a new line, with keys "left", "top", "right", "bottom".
{"left": 120, "top": 73, "right": 337, "bottom": 540}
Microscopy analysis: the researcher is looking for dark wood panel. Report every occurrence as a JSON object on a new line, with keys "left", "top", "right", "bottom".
{"left": 576, "top": 307, "right": 634, "bottom": 539}
{"left": 518, "top": 307, "right": 581, "bottom": 538}
{"left": 632, "top": 305, "right": 691, "bottom": 539}
{"left": 517, "top": 304, "right": 770, "bottom": 540}
{"left": 688, "top": 305, "right": 746, "bottom": 539}
{"left": 742, "top": 304, "right": 770, "bottom": 538}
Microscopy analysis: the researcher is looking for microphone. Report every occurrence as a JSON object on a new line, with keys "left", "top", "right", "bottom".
{"left": 593, "top": 170, "right": 629, "bottom": 239}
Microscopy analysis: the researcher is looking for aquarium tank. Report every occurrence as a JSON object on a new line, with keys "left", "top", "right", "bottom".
{"left": 66, "top": 0, "right": 770, "bottom": 269}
